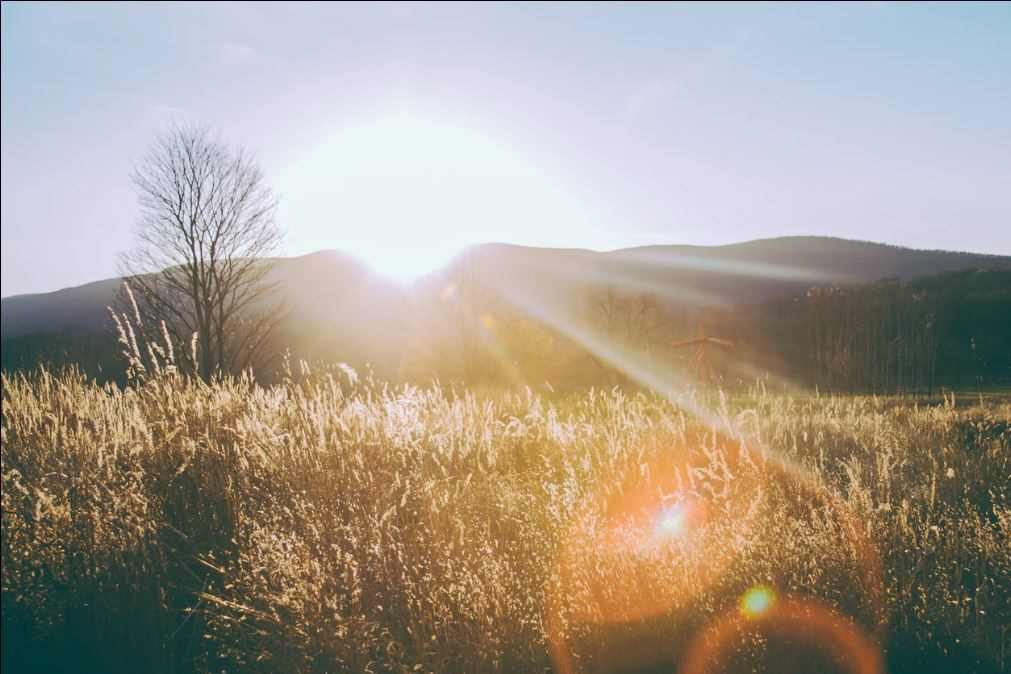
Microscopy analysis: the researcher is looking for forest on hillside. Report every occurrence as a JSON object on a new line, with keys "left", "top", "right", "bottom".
{"left": 3, "top": 267, "right": 1009, "bottom": 393}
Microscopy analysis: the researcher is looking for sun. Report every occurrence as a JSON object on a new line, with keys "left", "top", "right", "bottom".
{"left": 277, "top": 112, "right": 589, "bottom": 283}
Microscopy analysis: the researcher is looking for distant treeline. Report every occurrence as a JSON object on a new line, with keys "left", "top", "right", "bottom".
{"left": 751, "top": 268, "right": 1011, "bottom": 392}
{"left": 3, "top": 268, "right": 1009, "bottom": 393}
{"left": 2, "top": 330, "right": 119, "bottom": 383}
{"left": 400, "top": 266, "right": 1011, "bottom": 394}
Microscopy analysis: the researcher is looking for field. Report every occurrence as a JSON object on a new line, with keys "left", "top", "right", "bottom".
{"left": 2, "top": 366, "right": 1009, "bottom": 674}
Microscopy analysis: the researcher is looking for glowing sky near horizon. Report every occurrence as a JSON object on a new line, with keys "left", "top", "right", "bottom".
{"left": 276, "top": 112, "right": 595, "bottom": 281}
{"left": 2, "top": 2, "right": 1010, "bottom": 293}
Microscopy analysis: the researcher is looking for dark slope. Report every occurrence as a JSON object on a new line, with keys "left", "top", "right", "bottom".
{"left": 2, "top": 237, "right": 1007, "bottom": 383}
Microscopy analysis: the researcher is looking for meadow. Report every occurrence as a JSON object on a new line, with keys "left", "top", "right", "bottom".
{"left": 2, "top": 365, "right": 1008, "bottom": 674}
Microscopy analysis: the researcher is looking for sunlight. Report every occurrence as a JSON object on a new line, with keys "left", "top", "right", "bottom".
{"left": 616, "top": 248, "right": 835, "bottom": 283}
{"left": 278, "top": 112, "right": 589, "bottom": 282}
{"left": 491, "top": 263, "right": 721, "bottom": 426}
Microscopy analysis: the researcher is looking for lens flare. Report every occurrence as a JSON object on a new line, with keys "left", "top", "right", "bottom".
{"left": 546, "top": 430, "right": 886, "bottom": 674}
{"left": 679, "top": 597, "right": 885, "bottom": 674}
{"left": 513, "top": 237, "right": 888, "bottom": 674}
{"left": 655, "top": 501, "right": 688, "bottom": 539}
{"left": 739, "top": 585, "right": 776, "bottom": 618}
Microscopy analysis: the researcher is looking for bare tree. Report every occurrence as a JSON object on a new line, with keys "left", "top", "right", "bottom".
{"left": 119, "top": 125, "right": 284, "bottom": 380}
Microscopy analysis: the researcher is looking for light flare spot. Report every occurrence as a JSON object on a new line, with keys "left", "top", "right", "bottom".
{"left": 740, "top": 585, "right": 776, "bottom": 618}
{"left": 654, "top": 502, "right": 687, "bottom": 539}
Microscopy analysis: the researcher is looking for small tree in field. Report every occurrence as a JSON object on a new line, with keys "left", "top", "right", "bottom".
{"left": 120, "top": 125, "right": 283, "bottom": 380}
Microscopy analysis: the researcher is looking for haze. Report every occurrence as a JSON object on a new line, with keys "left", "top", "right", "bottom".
{"left": 2, "top": 1, "right": 1010, "bottom": 295}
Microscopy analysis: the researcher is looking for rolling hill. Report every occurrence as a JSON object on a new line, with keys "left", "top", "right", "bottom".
{"left": 2, "top": 236, "right": 1008, "bottom": 385}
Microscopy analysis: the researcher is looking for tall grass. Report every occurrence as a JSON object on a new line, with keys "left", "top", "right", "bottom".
{"left": 2, "top": 365, "right": 1008, "bottom": 673}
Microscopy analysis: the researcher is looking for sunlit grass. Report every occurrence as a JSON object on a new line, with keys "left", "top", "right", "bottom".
{"left": 1, "top": 366, "right": 1009, "bottom": 673}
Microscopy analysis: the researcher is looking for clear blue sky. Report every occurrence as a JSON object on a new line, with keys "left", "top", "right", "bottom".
{"left": 2, "top": 2, "right": 1009, "bottom": 294}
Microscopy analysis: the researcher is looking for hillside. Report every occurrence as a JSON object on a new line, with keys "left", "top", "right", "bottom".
{"left": 2, "top": 236, "right": 1008, "bottom": 386}
{"left": 5, "top": 236, "right": 1004, "bottom": 338}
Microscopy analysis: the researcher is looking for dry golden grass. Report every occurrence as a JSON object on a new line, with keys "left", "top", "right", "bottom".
{"left": 2, "top": 365, "right": 1009, "bottom": 674}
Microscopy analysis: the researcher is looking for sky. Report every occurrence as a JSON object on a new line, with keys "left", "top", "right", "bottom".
{"left": 2, "top": 1, "right": 1010, "bottom": 295}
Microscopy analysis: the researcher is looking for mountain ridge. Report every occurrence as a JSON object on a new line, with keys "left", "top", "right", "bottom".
{"left": 3, "top": 236, "right": 1008, "bottom": 342}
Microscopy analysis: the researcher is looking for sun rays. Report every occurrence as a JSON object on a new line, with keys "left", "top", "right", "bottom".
{"left": 277, "top": 113, "right": 593, "bottom": 283}
{"left": 424, "top": 247, "right": 897, "bottom": 674}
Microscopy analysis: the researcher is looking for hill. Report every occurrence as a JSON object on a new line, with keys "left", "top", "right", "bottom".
{"left": 2, "top": 236, "right": 1008, "bottom": 387}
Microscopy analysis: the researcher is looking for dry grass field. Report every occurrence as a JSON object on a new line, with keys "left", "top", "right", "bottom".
{"left": 2, "top": 366, "right": 1009, "bottom": 674}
